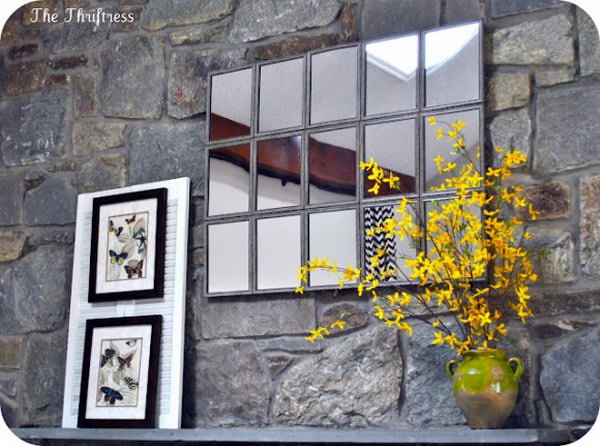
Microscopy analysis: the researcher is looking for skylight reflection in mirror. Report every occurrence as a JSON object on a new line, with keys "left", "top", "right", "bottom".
{"left": 366, "top": 34, "right": 418, "bottom": 115}
{"left": 425, "top": 22, "right": 480, "bottom": 106}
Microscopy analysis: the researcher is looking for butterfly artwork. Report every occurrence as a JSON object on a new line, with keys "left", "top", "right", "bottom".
{"left": 109, "top": 249, "right": 129, "bottom": 265}
{"left": 124, "top": 260, "right": 144, "bottom": 279}
{"left": 131, "top": 218, "right": 147, "bottom": 256}
{"left": 100, "top": 387, "right": 124, "bottom": 405}
{"left": 105, "top": 212, "right": 148, "bottom": 282}
{"left": 109, "top": 220, "right": 123, "bottom": 237}
{"left": 96, "top": 338, "right": 143, "bottom": 408}
{"left": 100, "top": 348, "right": 116, "bottom": 368}
{"left": 118, "top": 353, "right": 134, "bottom": 370}
{"left": 123, "top": 377, "right": 139, "bottom": 390}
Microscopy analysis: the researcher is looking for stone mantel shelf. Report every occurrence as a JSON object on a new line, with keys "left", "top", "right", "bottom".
{"left": 12, "top": 427, "right": 571, "bottom": 444}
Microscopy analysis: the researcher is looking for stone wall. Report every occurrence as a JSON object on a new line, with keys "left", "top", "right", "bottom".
{"left": 0, "top": 0, "right": 599, "bottom": 437}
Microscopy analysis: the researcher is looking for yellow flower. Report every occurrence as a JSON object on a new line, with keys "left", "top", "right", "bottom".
{"left": 331, "top": 320, "right": 346, "bottom": 330}
{"left": 428, "top": 116, "right": 437, "bottom": 126}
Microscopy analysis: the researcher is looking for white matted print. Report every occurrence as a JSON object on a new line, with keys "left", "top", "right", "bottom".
{"left": 89, "top": 189, "right": 167, "bottom": 302}
{"left": 78, "top": 316, "right": 161, "bottom": 428}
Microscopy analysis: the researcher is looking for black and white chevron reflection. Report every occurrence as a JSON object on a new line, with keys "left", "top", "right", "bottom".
{"left": 365, "top": 205, "right": 397, "bottom": 281}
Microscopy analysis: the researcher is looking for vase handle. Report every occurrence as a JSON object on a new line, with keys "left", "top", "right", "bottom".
{"left": 446, "top": 359, "right": 459, "bottom": 377}
{"left": 508, "top": 357, "right": 524, "bottom": 380}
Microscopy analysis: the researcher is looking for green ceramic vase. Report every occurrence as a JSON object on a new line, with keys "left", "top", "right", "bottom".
{"left": 446, "top": 348, "right": 524, "bottom": 429}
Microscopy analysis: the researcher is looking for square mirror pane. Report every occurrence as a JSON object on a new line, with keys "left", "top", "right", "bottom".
{"left": 209, "top": 68, "right": 253, "bottom": 141}
{"left": 208, "top": 221, "right": 249, "bottom": 293}
{"left": 364, "top": 119, "right": 416, "bottom": 197}
{"left": 425, "top": 109, "right": 480, "bottom": 190}
{"left": 309, "top": 210, "right": 357, "bottom": 286}
{"left": 310, "top": 47, "right": 358, "bottom": 124}
{"left": 425, "top": 22, "right": 480, "bottom": 107}
{"left": 208, "top": 144, "right": 250, "bottom": 216}
{"left": 366, "top": 35, "right": 418, "bottom": 116}
{"left": 257, "top": 215, "right": 301, "bottom": 290}
{"left": 259, "top": 58, "right": 304, "bottom": 132}
{"left": 257, "top": 136, "right": 302, "bottom": 211}
{"left": 365, "top": 204, "right": 417, "bottom": 281}
{"left": 309, "top": 127, "right": 357, "bottom": 204}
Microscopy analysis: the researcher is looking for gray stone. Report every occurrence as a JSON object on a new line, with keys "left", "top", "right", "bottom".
{"left": 142, "top": 0, "right": 235, "bottom": 31}
{"left": 0, "top": 373, "right": 18, "bottom": 397}
{"left": 0, "top": 15, "right": 19, "bottom": 51}
{"left": 192, "top": 340, "right": 269, "bottom": 426}
{"left": 403, "top": 321, "right": 465, "bottom": 426}
{"left": 0, "top": 57, "right": 4, "bottom": 101}
{"left": 0, "top": 232, "right": 27, "bottom": 262}
{"left": 487, "top": 14, "right": 574, "bottom": 66}
{"left": 0, "top": 338, "right": 23, "bottom": 368}
{"left": 535, "top": 67, "right": 575, "bottom": 87}
{"left": 253, "top": 33, "right": 338, "bottom": 60}
{"left": 266, "top": 355, "right": 294, "bottom": 378}
{"left": 78, "top": 153, "right": 128, "bottom": 193}
{"left": 362, "top": 0, "right": 440, "bottom": 40}
{"left": 257, "top": 336, "right": 323, "bottom": 353}
{"left": 488, "top": 107, "right": 531, "bottom": 161}
{"left": 18, "top": 330, "right": 67, "bottom": 427}
{"left": 39, "top": 11, "right": 110, "bottom": 54}
{"left": 517, "top": 181, "right": 571, "bottom": 220}
{"left": 577, "top": 7, "right": 600, "bottom": 76}
{"left": 112, "top": 6, "right": 142, "bottom": 32}
{"left": 11, "top": 246, "right": 69, "bottom": 332}
{"left": 168, "top": 48, "right": 246, "bottom": 119}
{"left": 73, "top": 73, "right": 97, "bottom": 118}
{"left": 445, "top": 0, "right": 483, "bottom": 23}
{"left": 46, "top": 74, "right": 71, "bottom": 87}
{"left": 491, "top": 0, "right": 564, "bottom": 17}
{"left": 51, "top": 55, "right": 88, "bottom": 70}
{"left": 526, "top": 229, "right": 576, "bottom": 284}
{"left": 581, "top": 176, "right": 600, "bottom": 278}
{"left": 27, "top": 228, "right": 75, "bottom": 247}
{"left": 273, "top": 326, "right": 401, "bottom": 427}
{"left": 24, "top": 177, "right": 77, "bottom": 226}
{"left": 0, "top": 398, "right": 16, "bottom": 427}
{"left": 100, "top": 36, "right": 165, "bottom": 119}
{"left": 540, "top": 325, "right": 600, "bottom": 423}
{"left": 0, "top": 268, "right": 23, "bottom": 336}
{"left": 231, "top": 0, "right": 342, "bottom": 43}
{"left": 486, "top": 72, "right": 530, "bottom": 112}
{"left": 532, "top": 317, "right": 598, "bottom": 341}
{"left": 129, "top": 120, "right": 205, "bottom": 195}
{"left": 339, "top": 0, "right": 359, "bottom": 43}
{"left": 534, "top": 85, "right": 600, "bottom": 174}
{"left": 201, "top": 297, "right": 316, "bottom": 339}
{"left": 169, "top": 17, "right": 231, "bottom": 46}
{"left": 8, "top": 43, "right": 39, "bottom": 60}
{"left": 72, "top": 122, "right": 126, "bottom": 157}
{"left": 320, "top": 303, "right": 368, "bottom": 335}
{"left": 0, "top": 88, "right": 68, "bottom": 167}
{"left": 530, "top": 290, "right": 600, "bottom": 317}
{"left": 0, "top": 173, "right": 23, "bottom": 225}
{"left": 5, "top": 59, "right": 48, "bottom": 95}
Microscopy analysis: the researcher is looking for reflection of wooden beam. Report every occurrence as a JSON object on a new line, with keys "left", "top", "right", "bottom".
{"left": 209, "top": 114, "right": 415, "bottom": 195}
{"left": 309, "top": 137, "right": 356, "bottom": 194}
{"left": 209, "top": 113, "right": 251, "bottom": 141}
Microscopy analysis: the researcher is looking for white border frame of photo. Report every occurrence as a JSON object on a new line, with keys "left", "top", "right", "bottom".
{"left": 62, "top": 178, "right": 190, "bottom": 429}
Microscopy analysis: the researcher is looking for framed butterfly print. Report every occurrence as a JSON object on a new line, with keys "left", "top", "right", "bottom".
{"left": 89, "top": 188, "right": 167, "bottom": 302}
{"left": 78, "top": 316, "right": 162, "bottom": 428}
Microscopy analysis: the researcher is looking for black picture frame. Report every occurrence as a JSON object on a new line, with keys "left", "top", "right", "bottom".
{"left": 78, "top": 315, "right": 162, "bottom": 428}
{"left": 88, "top": 188, "right": 167, "bottom": 303}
